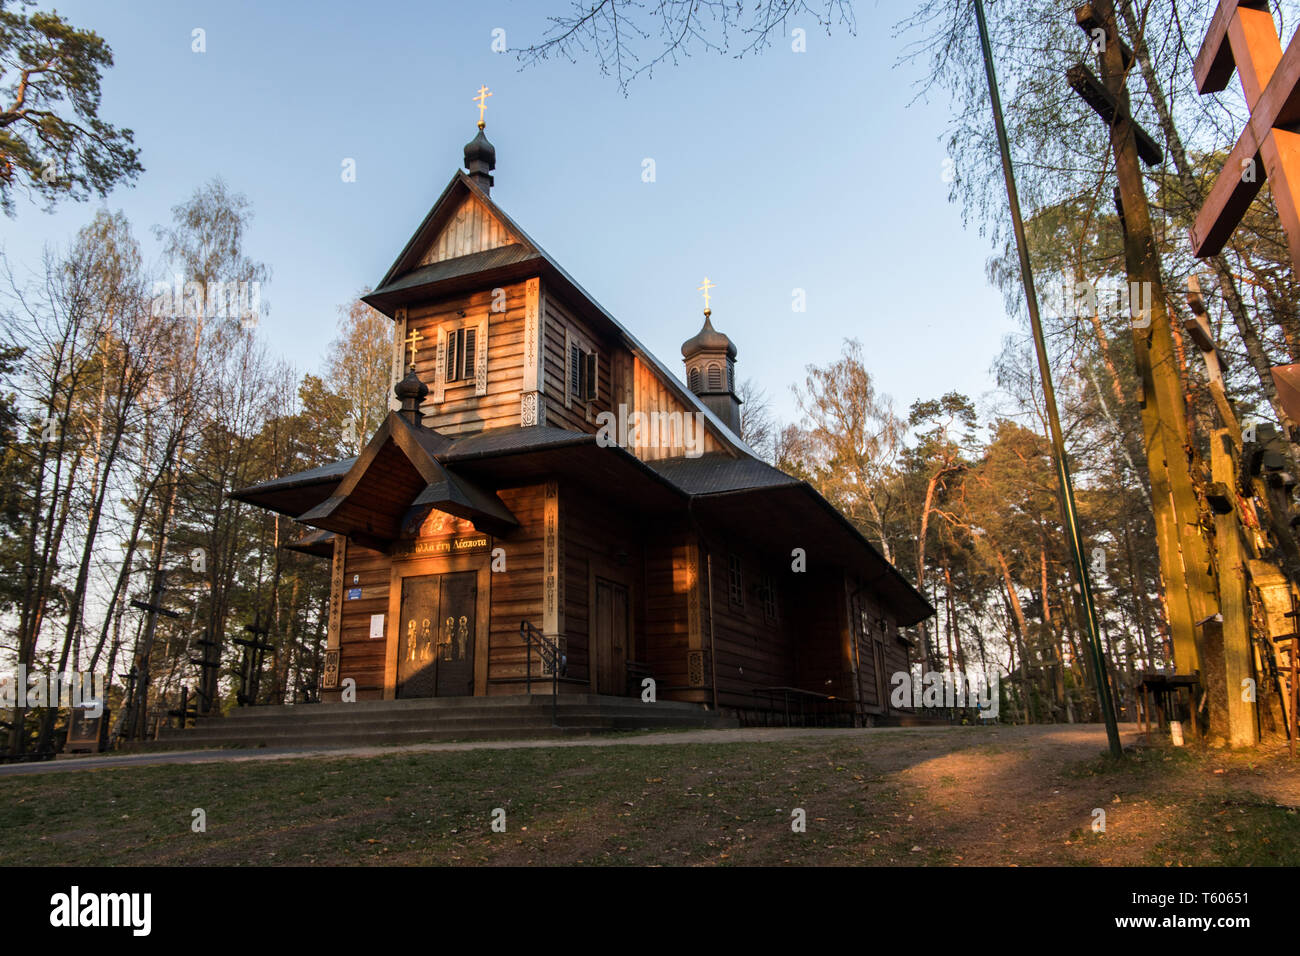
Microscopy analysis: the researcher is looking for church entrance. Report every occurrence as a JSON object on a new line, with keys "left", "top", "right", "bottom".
{"left": 397, "top": 572, "right": 477, "bottom": 698}
{"left": 593, "top": 577, "right": 630, "bottom": 695}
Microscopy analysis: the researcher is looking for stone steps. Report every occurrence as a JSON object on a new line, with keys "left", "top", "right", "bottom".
{"left": 130, "top": 694, "right": 736, "bottom": 752}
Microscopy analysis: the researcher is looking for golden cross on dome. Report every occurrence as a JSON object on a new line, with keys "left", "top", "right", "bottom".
{"left": 698, "top": 277, "right": 716, "bottom": 316}
{"left": 473, "top": 85, "right": 492, "bottom": 129}
{"left": 404, "top": 327, "right": 424, "bottom": 368}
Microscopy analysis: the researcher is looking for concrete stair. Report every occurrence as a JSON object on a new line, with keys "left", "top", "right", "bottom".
{"left": 131, "top": 694, "right": 737, "bottom": 752}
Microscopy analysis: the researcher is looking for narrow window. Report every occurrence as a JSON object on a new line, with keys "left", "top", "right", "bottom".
{"left": 761, "top": 574, "right": 777, "bottom": 621}
{"left": 688, "top": 366, "right": 701, "bottom": 391}
{"left": 708, "top": 363, "right": 722, "bottom": 391}
{"left": 570, "top": 342, "right": 598, "bottom": 401}
{"left": 583, "top": 352, "right": 597, "bottom": 400}
{"left": 461, "top": 326, "right": 477, "bottom": 381}
{"left": 728, "top": 553, "right": 744, "bottom": 608}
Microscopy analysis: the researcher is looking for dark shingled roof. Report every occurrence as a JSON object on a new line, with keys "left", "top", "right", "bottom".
{"left": 369, "top": 243, "right": 539, "bottom": 299}
{"left": 440, "top": 424, "right": 595, "bottom": 461}
{"left": 245, "top": 456, "right": 355, "bottom": 493}
{"left": 647, "top": 454, "right": 799, "bottom": 495}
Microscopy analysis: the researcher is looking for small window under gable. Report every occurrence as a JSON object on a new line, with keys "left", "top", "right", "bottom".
{"left": 566, "top": 335, "right": 598, "bottom": 404}
{"left": 447, "top": 326, "right": 477, "bottom": 383}
{"left": 433, "top": 317, "right": 488, "bottom": 403}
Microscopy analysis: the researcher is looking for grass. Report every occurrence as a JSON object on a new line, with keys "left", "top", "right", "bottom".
{"left": 0, "top": 731, "right": 1294, "bottom": 866}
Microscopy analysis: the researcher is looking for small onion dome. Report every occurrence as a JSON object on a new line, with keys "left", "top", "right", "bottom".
{"left": 394, "top": 367, "right": 429, "bottom": 404}
{"left": 463, "top": 128, "right": 496, "bottom": 191}
{"left": 681, "top": 314, "right": 737, "bottom": 359}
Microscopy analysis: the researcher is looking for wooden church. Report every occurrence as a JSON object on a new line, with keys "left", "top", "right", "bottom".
{"left": 234, "top": 106, "right": 932, "bottom": 724}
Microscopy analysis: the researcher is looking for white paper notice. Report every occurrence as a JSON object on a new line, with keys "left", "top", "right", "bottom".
{"left": 369, "top": 613, "right": 385, "bottom": 639}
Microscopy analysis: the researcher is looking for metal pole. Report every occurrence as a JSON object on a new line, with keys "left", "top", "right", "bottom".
{"left": 973, "top": 0, "right": 1122, "bottom": 757}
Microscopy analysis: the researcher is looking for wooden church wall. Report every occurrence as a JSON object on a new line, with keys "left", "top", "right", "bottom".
{"left": 793, "top": 569, "right": 855, "bottom": 704}
{"left": 408, "top": 281, "right": 528, "bottom": 436}
{"left": 541, "top": 293, "right": 613, "bottom": 433}
{"left": 631, "top": 357, "right": 723, "bottom": 461}
{"left": 338, "top": 541, "right": 392, "bottom": 699}
{"left": 561, "top": 486, "right": 644, "bottom": 694}
{"left": 485, "top": 483, "right": 548, "bottom": 693}
{"left": 642, "top": 529, "right": 693, "bottom": 695}
{"left": 703, "top": 545, "right": 798, "bottom": 710}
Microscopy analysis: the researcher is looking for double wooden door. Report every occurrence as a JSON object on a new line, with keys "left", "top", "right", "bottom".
{"left": 593, "top": 577, "right": 630, "bottom": 695}
{"left": 397, "top": 572, "right": 476, "bottom": 698}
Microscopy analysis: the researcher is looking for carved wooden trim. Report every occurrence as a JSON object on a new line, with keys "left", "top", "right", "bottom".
{"left": 389, "top": 308, "right": 407, "bottom": 412}
{"left": 543, "top": 482, "right": 563, "bottom": 641}
{"left": 475, "top": 317, "right": 489, "bottom": 396}
{"left": 328, "top": 536, "right": 346, "bottom": 650}
{"left": 434, "top": 325, "right": 447, "bottom": 403}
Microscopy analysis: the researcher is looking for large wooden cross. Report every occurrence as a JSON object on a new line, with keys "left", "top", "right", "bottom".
{"left": 1190, "top": 0, "right": 1300, "bottom": 270}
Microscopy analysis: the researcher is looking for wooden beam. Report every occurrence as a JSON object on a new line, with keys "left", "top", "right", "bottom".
{"left": 1194, "top": 0, "right": 1272, "bottom": 94}
{"left": 1067, "top": 63, "right": 1164, "bottom": 166}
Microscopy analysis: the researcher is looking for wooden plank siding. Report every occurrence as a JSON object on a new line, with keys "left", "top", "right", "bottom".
{"left": 562, "top": 486, "right": 644, "bottom": 695}
{"left": 417, "top": 193, "right": 519, "bottom": 266}
{"left": 642, "top": 527, "right": 695, "bottom": 699}
{"left": 702, "top": 545, "right": 798, "bottom": 711}
{"left": 541, "top": 293, "right": 613, "bottom": 433}
{"left": 632, "top": 356, "right": 723, "bottom": 460}
{"left": 408, "top": 282, "right": 528, "bottom": 436}
{"left": 485, "top": 485, "right": 548, "bottom": 693}
{"left": 336, "top": 542, "right": 392, "bottom": 699}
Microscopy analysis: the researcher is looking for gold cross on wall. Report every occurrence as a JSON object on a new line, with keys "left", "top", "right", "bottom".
{"left": 698, "top": 277, "right": 716, "bottom": 315}
{"left": 404, "top": 327, "right": 424, "bottom": 369}
{"left": 474, "top": 85, "right": 492, "bottom": 129}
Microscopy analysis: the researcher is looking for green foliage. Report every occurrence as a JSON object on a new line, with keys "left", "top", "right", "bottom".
{"left": 0, "top": 0, "right": 143, "bottom": 214}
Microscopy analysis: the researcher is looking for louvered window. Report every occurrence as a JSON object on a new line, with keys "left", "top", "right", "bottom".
{"left": 447, "top": 327, "right": 476, "bottom": 383}
{"left": 689, "top": 367, "right": 701, "bottom": 391}
{"left": 708, "top": 364, "right": 722, "bottom": 391}
{"left": 569, "top": 342, "right": 597, "bottom": 401}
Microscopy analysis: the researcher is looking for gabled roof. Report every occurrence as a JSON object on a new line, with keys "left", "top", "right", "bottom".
{"left": 293, "top": 411, "right": 516, "bottom": 544}
{"left": 361, "top": 170, "right": 756, "bottom": 461}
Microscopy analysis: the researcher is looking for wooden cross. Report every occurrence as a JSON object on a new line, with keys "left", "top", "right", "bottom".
{"left": 1190, "top": 0, "right": 1300, "bottom": 270}
{"left": 474, "top": 85, "right": 492, "bottom": 129}
{"left": 1067, "top": 6, "right": 1163, "bottom": 168}
{"left": 404, "top": 327, "right": 423, "bottom": 368}
{"left": 697, "top": 277, "right": 715, "bottom": 315}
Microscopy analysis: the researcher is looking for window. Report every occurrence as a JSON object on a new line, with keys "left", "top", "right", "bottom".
{"left": 760, "top": 574, "right": 777, "bottom": 621}
{"left": 728, "top": 553, "right": 744, "bottom": 608}
{"left": 707, "top": 363, "right": 722, "bottom": 391}
{"left": 446, "top": 326, "right": 477, "bottom": 383}
{"left": 727, "top": 361, "right": 734, "bottom": 392}
{"left": 569, "top": 342, "right": 597, "bottom": 402}
{"left": 688, "top": 366, "right": 701, "bottom": 391}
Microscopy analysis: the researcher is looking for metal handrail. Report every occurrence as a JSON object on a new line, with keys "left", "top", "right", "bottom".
{"left": 520, "top": 621, "right": 564, "bottom": 726}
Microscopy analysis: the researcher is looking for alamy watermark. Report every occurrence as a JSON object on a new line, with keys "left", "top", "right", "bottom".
{"left": 1047, "top": 277, "right": 1153, "bottom": 329}
{"left": 890, "top": 667, "right": 1000, "bottom": 718}
{"left": 150, "top": 274, "right": 262, "bottom": 327}
{"left": 595, "top": 403, "right": 706, "bottom": 459}
{"left": 0, "top": 667, "right": 106, "bottom": 718}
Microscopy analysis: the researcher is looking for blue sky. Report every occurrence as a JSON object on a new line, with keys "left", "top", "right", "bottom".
{"left": 2, "top": 0, "right": 1018, "bottom": 427}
